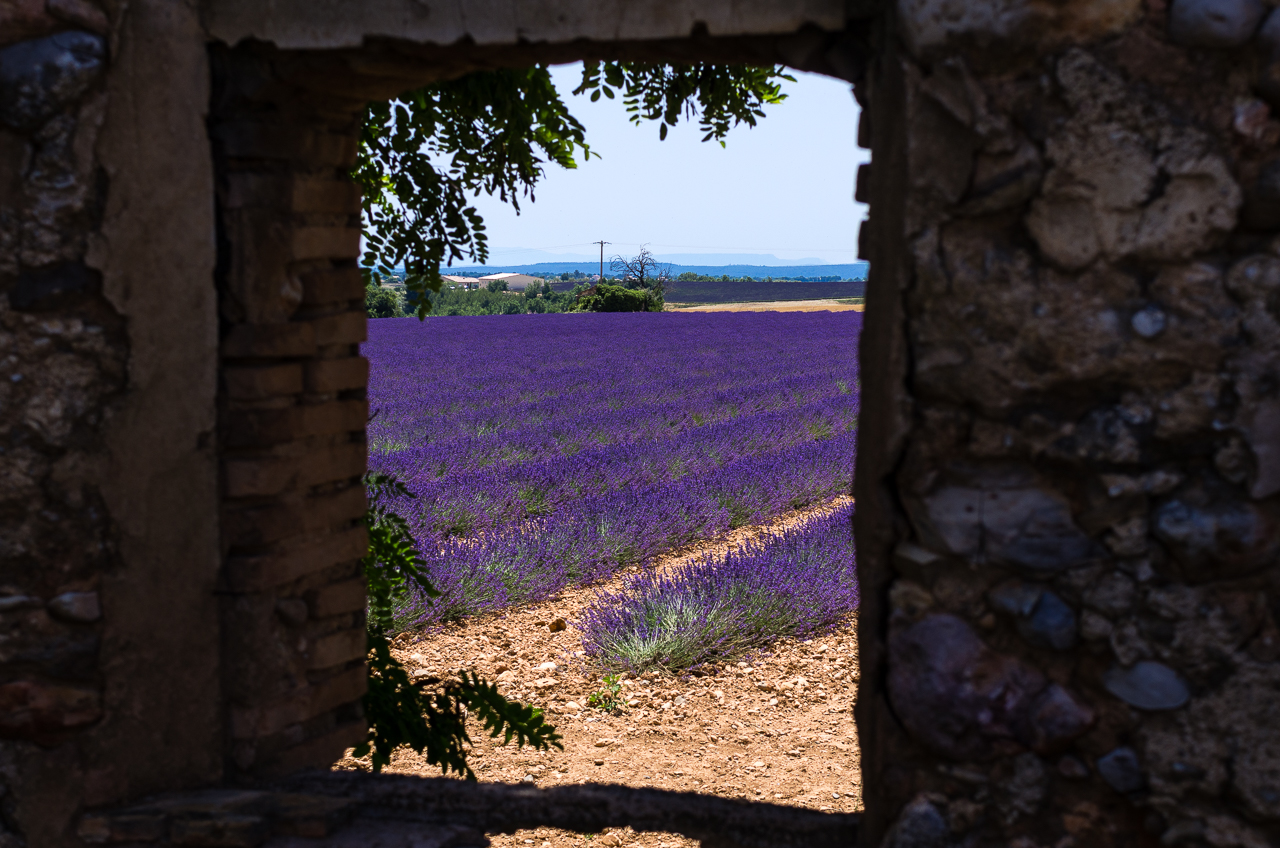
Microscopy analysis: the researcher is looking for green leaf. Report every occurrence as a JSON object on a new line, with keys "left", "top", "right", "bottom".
{"left": 356, "top": 471, "right": 562, "bottom": 776}
{"left": 354, "top": 61, "right": 789, "bottom": 320}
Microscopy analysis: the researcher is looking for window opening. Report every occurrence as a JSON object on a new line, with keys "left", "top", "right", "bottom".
{"left": 354, "top": 60, "right": 868, "bottom": 847}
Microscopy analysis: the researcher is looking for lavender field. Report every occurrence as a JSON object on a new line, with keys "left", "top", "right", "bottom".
{"left": 364, "top": 311, "right": 861, "bottom": 630}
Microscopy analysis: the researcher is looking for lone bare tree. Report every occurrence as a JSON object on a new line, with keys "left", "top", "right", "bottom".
{"left": 610, "top": 244, "right": 672, "bottom": 302}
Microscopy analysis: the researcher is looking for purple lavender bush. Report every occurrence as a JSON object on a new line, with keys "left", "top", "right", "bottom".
{"left": 363, "top": 311, "right": 862, "bottom": 625}
{"left": 576, "top": 502, "right": 858, "bottom": 673}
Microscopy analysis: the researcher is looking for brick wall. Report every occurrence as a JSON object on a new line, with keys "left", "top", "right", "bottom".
{"left": 211, "top": 51, "right": 372, "bottom": 777}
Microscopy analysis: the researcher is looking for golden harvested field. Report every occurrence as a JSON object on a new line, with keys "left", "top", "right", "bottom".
{"left": 667, "top": 299, "right": 863, "bottom": 313}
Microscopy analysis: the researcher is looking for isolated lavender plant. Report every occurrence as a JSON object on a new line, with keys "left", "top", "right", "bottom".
{"left": 576, "top": 502, "right": 858, "bottom": 672}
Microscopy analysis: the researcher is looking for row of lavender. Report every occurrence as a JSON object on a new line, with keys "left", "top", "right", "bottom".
{"left": 379, "top": 398, "right": 856, "bottom": 537}
{"left": 578, "top": 501, "right": 858, "bottom": 672}
{"left": 364, "top": 312, "right": 862, "bottom": 623}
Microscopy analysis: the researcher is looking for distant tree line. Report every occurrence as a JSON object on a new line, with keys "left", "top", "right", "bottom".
{"left": 369, "top": 248, "right": 671, "bottom": 316}
{"left": 366, "top": 274, "right": 867, "bottom": 316}
{"left": 365, "top": 276, "right": 642, "bottom": 317}
{"left": 366, "top": 277, "right": 581, "bottom": 317}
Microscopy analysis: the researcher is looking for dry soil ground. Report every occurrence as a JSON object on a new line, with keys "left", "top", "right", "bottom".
{"left": 338, "top": 498, "right": 862, "bottom": 848}
{"left": 666, "top": 300, "right": 864, "bottom": 313}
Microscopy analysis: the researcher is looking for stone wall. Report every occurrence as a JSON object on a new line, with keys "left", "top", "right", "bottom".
{"left": 0, "top": 21, "right": 124, "bottom": 847}
{"left": 6, "top": 0, "right": 1280, "bottom": 846}
{"left": 1, "top": 1, "right": 224, "bottom": 846}
{"left": 201, "top": 0, "right": 848, "bottom": 51}
{"left": 855, "top": 2, "right": 1280, "bottom": 846}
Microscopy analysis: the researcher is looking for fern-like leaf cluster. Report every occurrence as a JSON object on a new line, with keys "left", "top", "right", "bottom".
{"left": 355, "top": 472, "right": 561, "bottom": 774}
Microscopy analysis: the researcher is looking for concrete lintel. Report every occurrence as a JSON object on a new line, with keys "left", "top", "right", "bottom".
{"left": 202, "top": 0, "right": 848, "bottom": 51}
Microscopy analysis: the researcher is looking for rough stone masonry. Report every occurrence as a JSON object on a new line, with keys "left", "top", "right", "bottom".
{"left": 1, "top": 0, "right": 1279, "bottom": 846}
{"left": 855, "top": 1, "right": 1280, "bottom": 846}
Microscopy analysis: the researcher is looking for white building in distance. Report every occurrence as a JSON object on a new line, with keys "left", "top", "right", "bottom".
{"left": 478, "top": 272, "right": 541, "bottom": 290}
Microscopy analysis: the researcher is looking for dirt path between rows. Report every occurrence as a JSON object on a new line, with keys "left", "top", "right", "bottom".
{"left": 339, "top": 497, "right": 862, "bottom": 848}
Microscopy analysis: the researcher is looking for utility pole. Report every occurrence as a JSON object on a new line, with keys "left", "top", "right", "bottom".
{"left": 594, "top": 240, "right": 610, "bottom": 281}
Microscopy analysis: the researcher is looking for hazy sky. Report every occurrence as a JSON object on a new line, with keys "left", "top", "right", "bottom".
{"left": 459, "top": 64, "right": 869, "bottom": 267}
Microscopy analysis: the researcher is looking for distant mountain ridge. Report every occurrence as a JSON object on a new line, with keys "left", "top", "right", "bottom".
{"left": 477, "top": 249, "right": 850, "bottom": 267}
{"left": 655, "top": 253, "right": 828, "bottom": 266}
{"left": 448, "top": 260, "right": 869, "bottom": 279}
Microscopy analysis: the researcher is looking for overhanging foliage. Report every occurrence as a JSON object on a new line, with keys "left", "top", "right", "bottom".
{"left": 354, "top": 62, "right": 794, "bottom": 318}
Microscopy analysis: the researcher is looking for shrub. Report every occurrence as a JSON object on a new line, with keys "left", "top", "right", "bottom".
{"left": 574, "top": 283, "right": 658, "bottom": 313}
{"left": 366, "top": 282, "right": 405, "bottom": 318}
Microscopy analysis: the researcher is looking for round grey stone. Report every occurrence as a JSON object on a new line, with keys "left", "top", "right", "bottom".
{"left": 1168, "top": 0, "right": 1266, "bottom": 47}
{"left": 1096, "top": 746, "right": 1145, "bottom": 793}
{"left": 1103, "top": 660, "right": 1190, "bottom": 710}
{"left": 884, "top": 796, "right": 949, "bottom": 848}
{"left": 1151, "top": 497, "right": 1270, "bottom": 580}
{"left": 1019, "top": 590, "right": 1078, "bottom": 651}
{"left": 0, "top": 31, "right": 105, "bottom": 132}
{"left": 988, "top": 580, "right": 1042, "bottom": 617}
{"left": 1131, "top": 306, "right": 1167, "bottom": 339}
{"left": 48, "top": 590, "right": 100, "bottom": 622}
